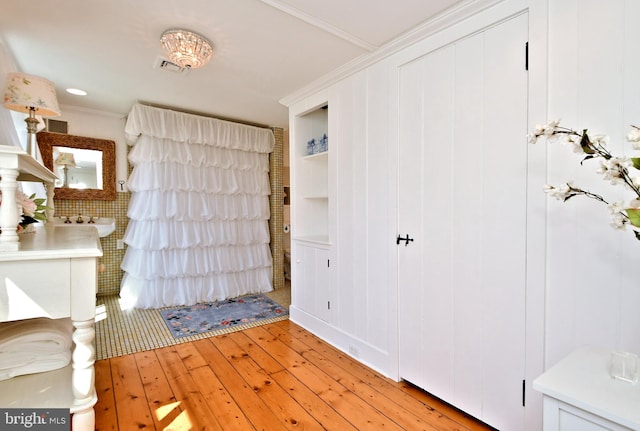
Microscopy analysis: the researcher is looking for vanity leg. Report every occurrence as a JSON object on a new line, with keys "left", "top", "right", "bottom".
{"left": 71, "top": 318, "right": 96, "bottom": 431}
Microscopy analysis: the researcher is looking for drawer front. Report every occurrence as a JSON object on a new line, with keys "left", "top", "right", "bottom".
{"left": 0, "top": 259, "right": 71, "bottom": 321}
{"left": 544, "top": 397, "right": 634, "bottom": 431}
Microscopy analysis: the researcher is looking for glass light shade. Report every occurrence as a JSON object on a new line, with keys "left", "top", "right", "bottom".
{"left": 3, "top": 72, "right": 61, "bottom": 117}
{"left": 160, "top": 29, "right": 213, "bottom": 69}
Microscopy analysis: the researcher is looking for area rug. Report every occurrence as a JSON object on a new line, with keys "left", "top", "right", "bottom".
{"left": 160, "top": 294, "right": 288, "bottom": 339}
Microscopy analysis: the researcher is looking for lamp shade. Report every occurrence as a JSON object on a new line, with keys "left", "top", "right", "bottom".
{"left": 3, "top": 72, "right": 61, "bottom": 117}
{"left": 55, "top": 152, "right": 76, "bottom": 167}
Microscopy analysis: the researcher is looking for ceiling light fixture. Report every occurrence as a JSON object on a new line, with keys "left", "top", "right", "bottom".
{"left": 66, "top": 88, "right": 87, "bottom": 96}
{"left": 160, "top": 29, "right": 213, "bottom": 69}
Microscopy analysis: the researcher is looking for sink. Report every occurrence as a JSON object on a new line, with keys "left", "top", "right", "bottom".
{"left": 51, "top": 217, "right": 116, "bottom": 237}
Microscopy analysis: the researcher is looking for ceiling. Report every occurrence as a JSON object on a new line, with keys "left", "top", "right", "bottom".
{"left": 0, "top": 0, "right": 463, "bottom": 128}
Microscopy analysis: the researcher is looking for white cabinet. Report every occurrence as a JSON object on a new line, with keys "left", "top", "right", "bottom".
{"left": 0, "top": 228, "right": 102, "bottom": 430}
{"left": 292, "top": 241, "right": 331, "bottom": 322}
{"left": 289, "top": 95, "right": 334, "bottom": 324}
{"left": 534, "top": 348, "right": 640, "bottom": 431}
{"left": 0, "top": 145, "right": 101, "bottom": 431}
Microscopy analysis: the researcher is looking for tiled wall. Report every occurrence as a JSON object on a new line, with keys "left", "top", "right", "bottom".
{"left": 53, "top": 193, "right": 129, "bottom": 297}
{"left": 53, "top": 126, "right": 285, "bottom": 298}
{"left": 270, "top": 127, "right": 284, "bottom": 292}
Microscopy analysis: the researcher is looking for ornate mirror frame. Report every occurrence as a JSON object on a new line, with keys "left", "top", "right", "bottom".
{"left": 37, "top": 131, "right": 116, "bottom": 200}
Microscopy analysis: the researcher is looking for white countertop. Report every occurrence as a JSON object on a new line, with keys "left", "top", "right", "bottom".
{"left": 0, "top": 224, "right": 102, "bottom": 261}
{"left": 533, "top": 347, "right": 640, "bottom": 429}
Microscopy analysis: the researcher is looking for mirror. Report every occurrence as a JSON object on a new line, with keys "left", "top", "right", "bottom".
{"left": 37, "top": 132, "right": 116, "bottom": 200}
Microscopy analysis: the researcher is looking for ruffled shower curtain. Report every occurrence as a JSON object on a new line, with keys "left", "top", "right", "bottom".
{"left": 119, "top": 104, "right": 274, "bottom": 309}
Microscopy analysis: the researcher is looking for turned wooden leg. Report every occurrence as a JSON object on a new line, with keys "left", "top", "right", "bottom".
{"left": 71, "top": 318, "right": 96, "bottom": 431}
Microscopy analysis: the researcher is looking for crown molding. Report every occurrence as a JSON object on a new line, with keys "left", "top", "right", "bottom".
{"left": 260, "top": 0, "right": 378, "bottom": 52}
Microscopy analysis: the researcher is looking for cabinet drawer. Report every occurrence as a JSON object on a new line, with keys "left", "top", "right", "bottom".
{"left": 544, "top": 398, "right": 634, "bottom": 431}
{"left": 0, "top": 259, "right": 71, "bottom": 321}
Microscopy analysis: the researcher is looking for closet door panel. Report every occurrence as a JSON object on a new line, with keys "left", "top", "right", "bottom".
{"left": 399, "top": 46, "right": 456, "bottom": 402}
{"left": 397, "top": 57, "right": 428, "bottom": 386}
{"left": 451, "top": 32, "right": 485, "bottom": 420}
{"left": 480, "top": 13, "right": 528, "bottom": 429}
{"left": 398, "top": 11, "right": 528, "bottom": 430}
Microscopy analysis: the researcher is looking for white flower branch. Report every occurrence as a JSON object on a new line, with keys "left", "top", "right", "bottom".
{"left": 530, "top": 120, "right": 640, "bottom": 240}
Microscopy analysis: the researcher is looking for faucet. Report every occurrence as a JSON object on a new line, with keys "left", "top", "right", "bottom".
{"left": 76, "top": 214, "right": 84, "bottom": 223}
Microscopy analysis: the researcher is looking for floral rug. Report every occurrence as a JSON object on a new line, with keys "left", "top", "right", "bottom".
{"left": 159, "top": 294, "right": 288, "bottom": 339}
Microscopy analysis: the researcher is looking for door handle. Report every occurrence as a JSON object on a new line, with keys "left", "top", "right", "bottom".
{"left": 396, "top": 234, "right": 414, "bottom": 246}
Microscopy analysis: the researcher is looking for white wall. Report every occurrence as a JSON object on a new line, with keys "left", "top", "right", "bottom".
{"left": 545, "top": 0, "right": 640, "bottom": 368}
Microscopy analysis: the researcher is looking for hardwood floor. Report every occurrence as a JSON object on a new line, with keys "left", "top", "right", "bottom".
{"left": 95, "top": 319, "right": 494, "bottom": 430}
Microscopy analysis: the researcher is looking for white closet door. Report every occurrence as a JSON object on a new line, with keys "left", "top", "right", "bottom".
{"left": 398, "top": 12, "right": 528, "bottom": 431}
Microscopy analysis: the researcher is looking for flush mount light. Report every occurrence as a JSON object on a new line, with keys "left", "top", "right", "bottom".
{"left": 66, "top": 88, "right": 87, "bottom": 96}
{"left": 160, "top": 29, "right": 213, "bottom": 69}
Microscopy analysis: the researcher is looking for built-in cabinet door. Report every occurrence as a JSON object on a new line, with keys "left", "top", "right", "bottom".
{"left": 293, "top": 241, "right": 331, "bottom": 322}
{"left": 398, "top": 12, "right": 528, "bottom": 431}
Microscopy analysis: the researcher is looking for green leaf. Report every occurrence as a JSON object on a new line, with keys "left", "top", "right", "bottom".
{"left": 580, "top": 130, "right": 595, "bottom": 154}
{"left": 580, "top": 155, "right": 595, "bottom": 165}
{"left": 632, "top": 158, "right": 640, "bottom": 170}
{"left": 626, "top": 208, "right": 640, "bottom": 227}
{"left": 32, "top": 213, "right": 46, "bottom": 221}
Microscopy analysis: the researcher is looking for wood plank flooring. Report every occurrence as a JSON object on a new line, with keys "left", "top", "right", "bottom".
{"left": 95, "top": 319, "right": 495, "bottom": 431}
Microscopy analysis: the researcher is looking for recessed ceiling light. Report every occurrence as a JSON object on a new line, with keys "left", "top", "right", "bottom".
{"left": 66, "top": 88, "right": 87, "bottom": 96}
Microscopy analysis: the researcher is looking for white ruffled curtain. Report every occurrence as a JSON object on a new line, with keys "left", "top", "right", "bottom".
{"left": 120, "top": 104, "right": 274, "bottom": 309}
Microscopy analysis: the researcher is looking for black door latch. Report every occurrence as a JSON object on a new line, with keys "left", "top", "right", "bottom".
{"left": 396, "top": 234, "right": 414, "bottom": 246}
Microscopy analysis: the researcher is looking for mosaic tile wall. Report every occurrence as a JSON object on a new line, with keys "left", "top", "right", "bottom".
{"left": 270, "top": 127, "right": 285, "bottom": 292}
{"left": 53, "top": 193, "right": 129, "bottom": 297}
{"left": 53, "top": 126, "right": 286, "bottom": 297}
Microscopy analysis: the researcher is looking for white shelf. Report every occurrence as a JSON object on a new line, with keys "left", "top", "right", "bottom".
{"left": 293, "top": 103, "right": 330, "bottom": 243}
{"left": 0, "top": 144, "right": 57, "bottom": 183}
{"left": 302, "top": 151, "right": 328, "bottom": 160}
{"left": 0, "top": 364, "right": 96, "bottom": 413}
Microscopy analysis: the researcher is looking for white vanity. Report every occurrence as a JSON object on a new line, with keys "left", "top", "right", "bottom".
{"left": 533, "top": 347, "right": 640, "bottom": 431}
{"left": 0, "top": 145, "right": 101, "bottom": 430}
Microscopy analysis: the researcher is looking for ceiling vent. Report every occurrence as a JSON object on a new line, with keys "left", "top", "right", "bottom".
{"left": 154, "top": 56, "right": 189, "bottom": 74}
{"left": 45, "top": 118, "right": 68, "bottom": 134}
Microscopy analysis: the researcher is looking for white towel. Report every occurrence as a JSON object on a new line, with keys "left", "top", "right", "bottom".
{"left": 0, "top": 351, "right": 71, "bottom": 381}
{"left": 0, "top": 317, "right": 72, "bottom": 381}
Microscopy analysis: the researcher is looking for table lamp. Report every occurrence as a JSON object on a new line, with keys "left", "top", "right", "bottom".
{"left": 55, "top": 152, "right": 76, "bottom": 188}
{"left": 3, "top": 72, "right": 61, "bottom": 159}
